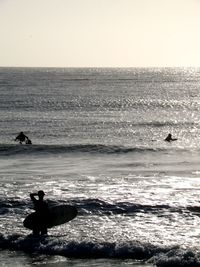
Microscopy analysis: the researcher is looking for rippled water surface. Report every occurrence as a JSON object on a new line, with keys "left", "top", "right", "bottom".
{"left": 1, "top": 67, "right": 200, "bottom": 266}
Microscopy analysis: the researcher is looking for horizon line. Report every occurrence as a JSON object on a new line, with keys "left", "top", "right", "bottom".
{"left": 0, "top": 65, "right": 200, "bottom": 69}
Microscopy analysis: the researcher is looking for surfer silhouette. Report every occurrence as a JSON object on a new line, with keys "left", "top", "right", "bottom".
{"left": 30, "top": 190, "right": 49, "bottom": 235}
{"left": 15, "top": 131, "right": 30, "bottom": 144}
{"left": 164, "top": 133, "right": 177, "bottom": 142}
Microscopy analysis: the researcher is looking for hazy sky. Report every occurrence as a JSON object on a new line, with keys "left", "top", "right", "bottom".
{"left": 1, "top": 0, "right": 200, "bottom": 67}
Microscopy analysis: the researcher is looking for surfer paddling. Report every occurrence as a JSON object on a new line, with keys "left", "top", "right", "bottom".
{"left": 164, "top": 133, "right": 177, "bottom": 142}
{"left": 30, "top": 190, "right": 49, "bottom": 236}
{"left": 15, "top": 131, "right": 32, "bottom": 144}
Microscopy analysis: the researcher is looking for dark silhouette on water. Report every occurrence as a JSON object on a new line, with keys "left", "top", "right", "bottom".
{"left": 164, "top": 133, "right": 177, "bottom": 142}
{"left": 30, "top": 190, "right": 49, "bottom": 236}
{"left": 25, "top": 138, "right": 32, "bottom": 144}
{"left": 15, "top": 131, "right": 32, "bottom": 144}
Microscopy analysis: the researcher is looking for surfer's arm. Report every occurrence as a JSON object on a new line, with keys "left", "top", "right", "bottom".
{"left": 30, "top": 193, "right": 38, "bottom": 202}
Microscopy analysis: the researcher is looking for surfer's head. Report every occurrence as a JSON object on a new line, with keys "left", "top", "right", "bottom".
{"left": 38, "top": 190, "right": 45, "bottom": 198}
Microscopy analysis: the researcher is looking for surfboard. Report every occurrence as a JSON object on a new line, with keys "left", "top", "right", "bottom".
{"left": 23, "top": 204, "right": 78, "bottom": 230}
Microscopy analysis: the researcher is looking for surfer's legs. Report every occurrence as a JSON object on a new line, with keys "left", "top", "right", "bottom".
{"left": 41, "top": 227, "right": 47, "bottom": 235}
{"left": 32, "top": 229, "right": 40, "bottom": 236}
{"left": 32, "top": 228, "right": 47, "bottom": 236}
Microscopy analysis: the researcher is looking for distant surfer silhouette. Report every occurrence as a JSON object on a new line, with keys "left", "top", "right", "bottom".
{"left": 164, "top": 133, "right": 177, "bottom": 142}
{"left": 30, "top": 190, "right": 49, "bottom": 236}
{"left": 15, "top": 131, "right": 32, "bottom": 144}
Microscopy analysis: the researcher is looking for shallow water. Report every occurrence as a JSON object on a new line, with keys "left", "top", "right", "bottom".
{"left": 0, "top": 250, "right": 151, "bottom": 267}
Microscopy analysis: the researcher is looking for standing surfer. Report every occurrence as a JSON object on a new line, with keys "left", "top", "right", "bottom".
{"left": 30, "top": 190, "right": 49, "bottom": 236}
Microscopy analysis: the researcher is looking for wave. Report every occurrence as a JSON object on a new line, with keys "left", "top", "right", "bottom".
{"left": 0, "top": 233, "right": 200, "bottom": 266}
{"left": 0, "top": 197, "right": 194, "bottom": 217}
{"left": 0, "top": 234, "right": 169, "bottom": 259}
{"left": 0, "top": 143, "right": 189, "bottom": 157}
{"left": 149, "top": 249, "right": 200, "bottom": 267}
{"left": 73, "top": 198, "right": 178, "bottom": 216}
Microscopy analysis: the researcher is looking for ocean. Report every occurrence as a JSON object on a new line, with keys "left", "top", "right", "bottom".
{"left": 0, "top": 67, "right": 200, "bottom": 266}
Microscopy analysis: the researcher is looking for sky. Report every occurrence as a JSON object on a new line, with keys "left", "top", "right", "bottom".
{"left": 1, "top": 0, "right": 200, "bottom": 67}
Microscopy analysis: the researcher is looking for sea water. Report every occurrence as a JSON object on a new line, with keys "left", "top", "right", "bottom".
{"left": 0, "top": 67, "right": 200, "bottom": 266}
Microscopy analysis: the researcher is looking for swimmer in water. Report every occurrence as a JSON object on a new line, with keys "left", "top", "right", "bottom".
{"left": 164, "top": 133, "right": 177, "bottom": 142}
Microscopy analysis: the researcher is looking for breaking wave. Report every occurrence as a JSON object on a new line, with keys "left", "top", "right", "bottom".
{"left": 0, "top": 197, "right": 196, "bottom": 217}
{"left": 0, "top": 143, "right": 189, "bottom": 157}
{"left": 0, "top": 234, "right": 200, "bottom": 266}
